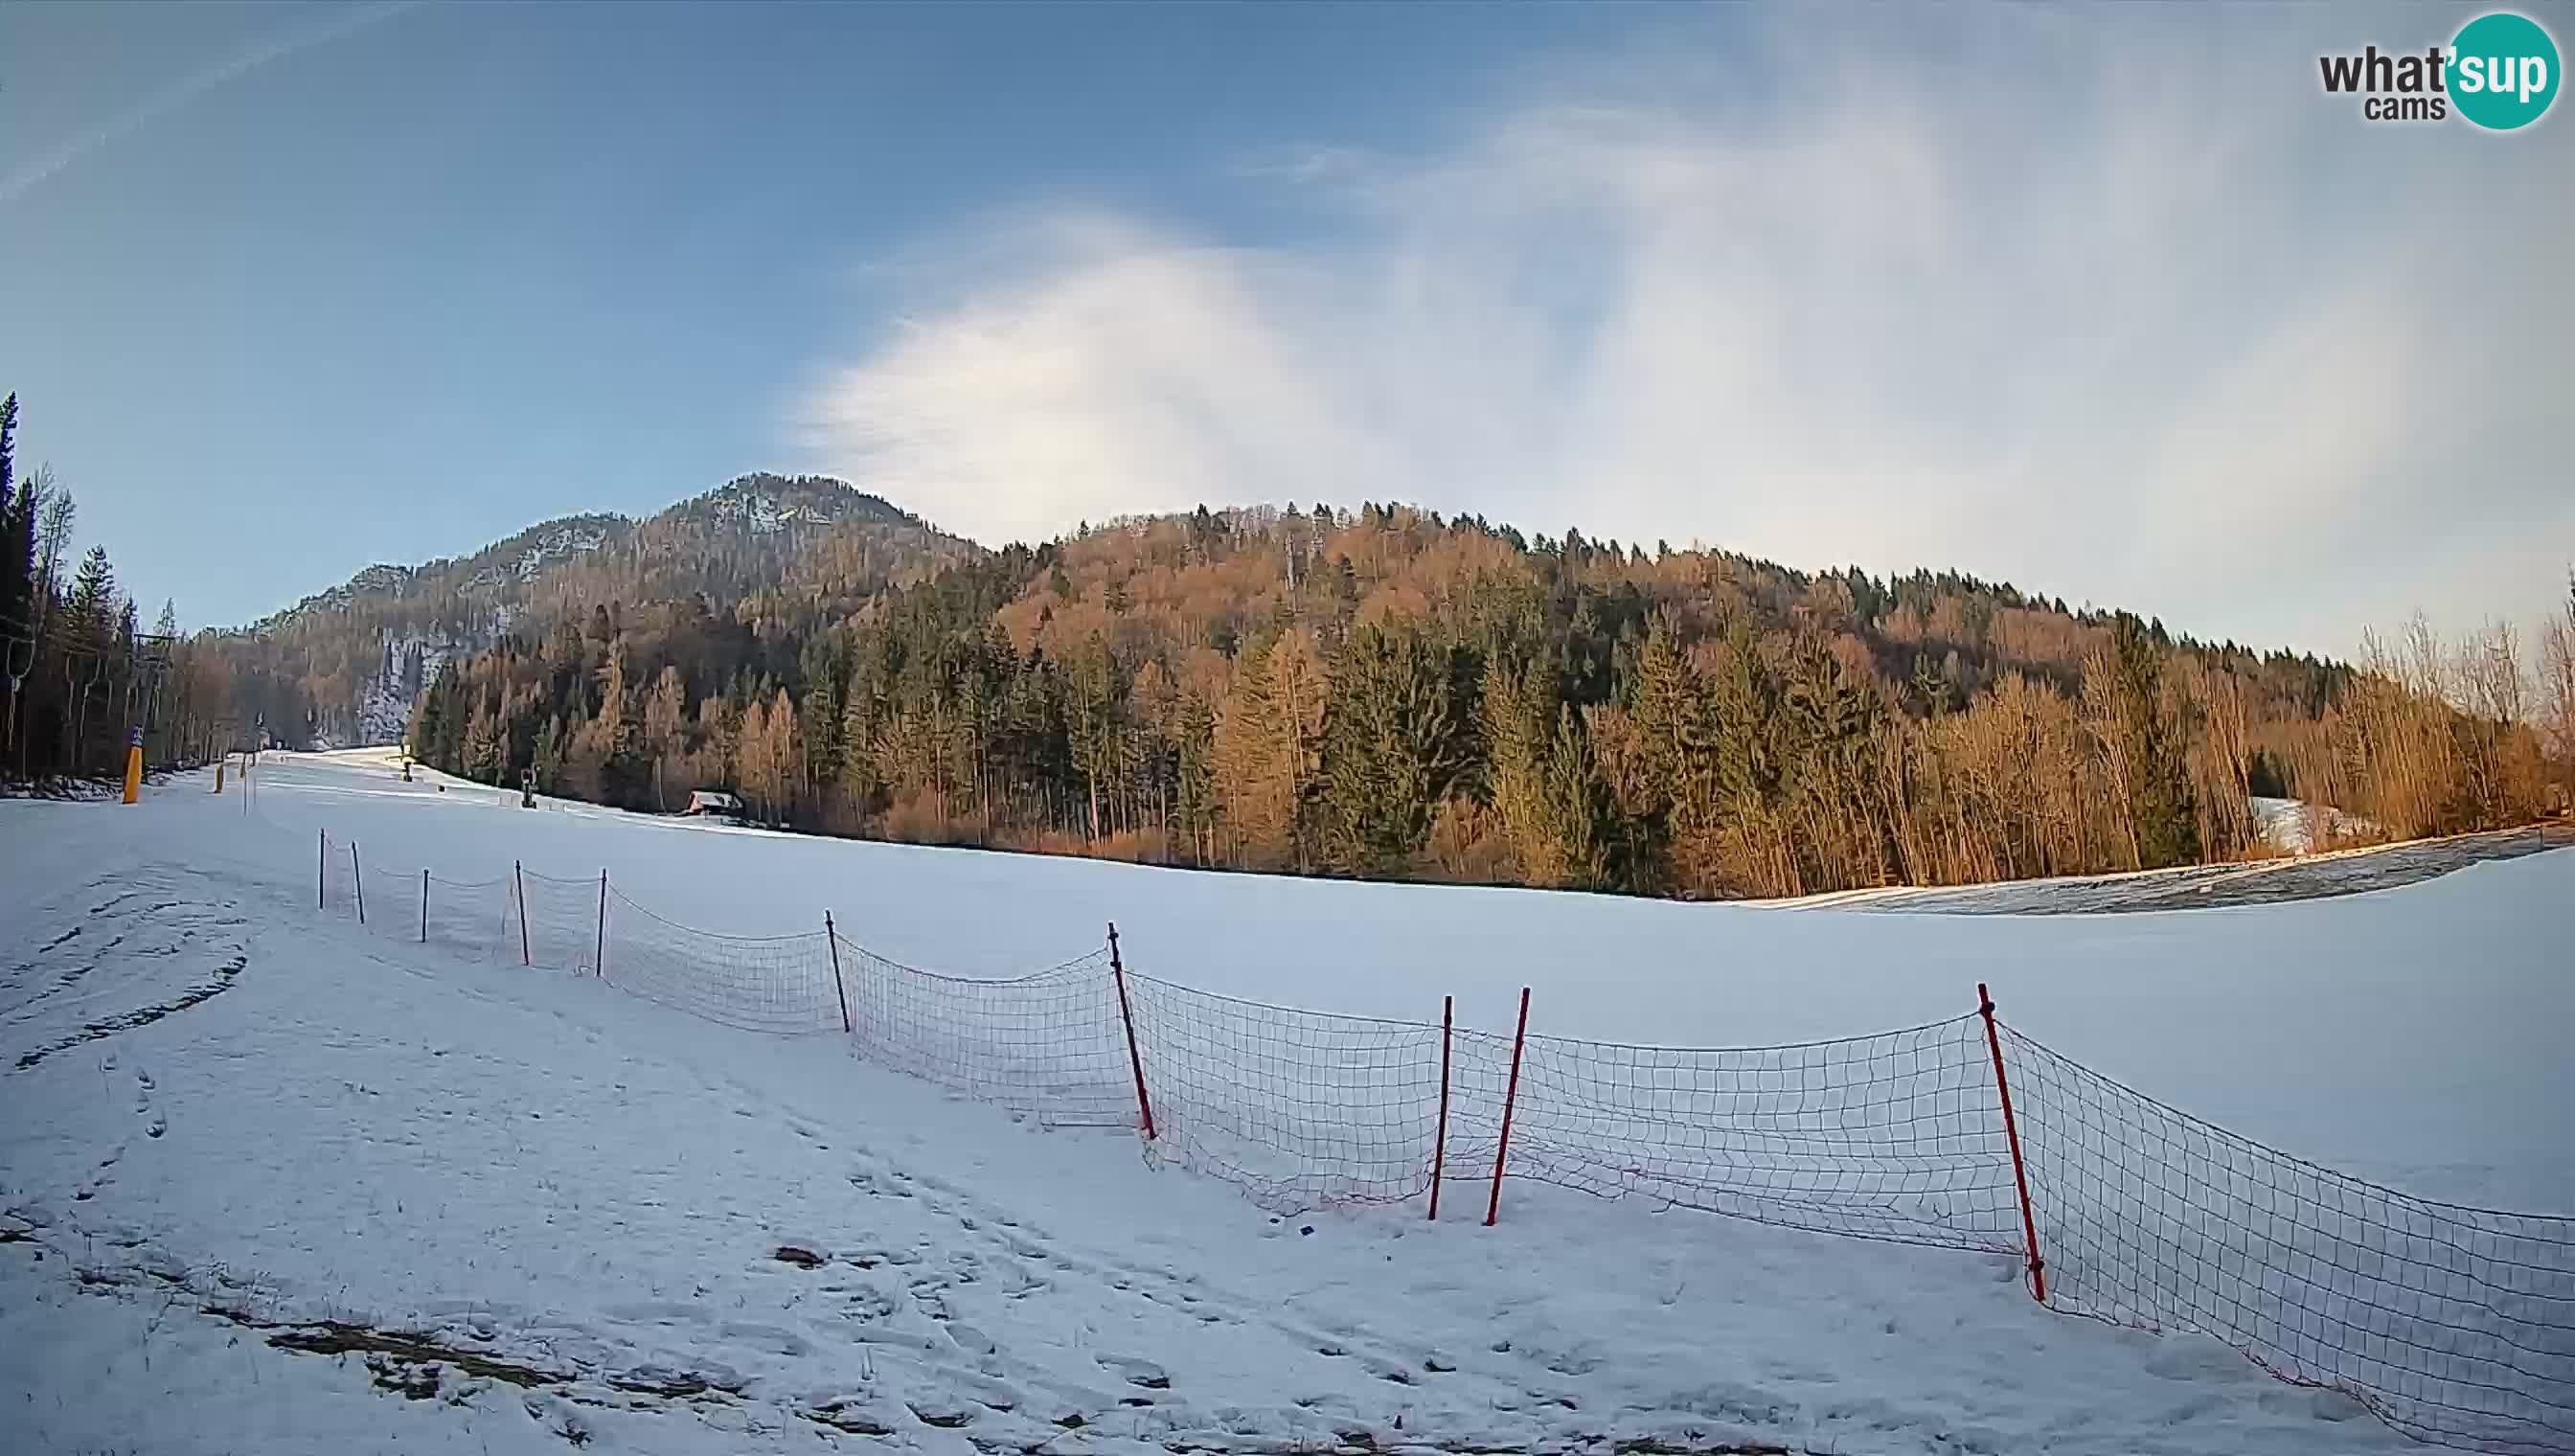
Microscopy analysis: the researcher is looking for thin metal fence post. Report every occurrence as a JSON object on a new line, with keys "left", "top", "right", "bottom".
{"left": 1429, "top": 993, "right": 1452, "bottom": 1221}
{"left": 825, "top": 911, "right": 853, "bottom": 1035}
{"left": 1108, "top": 922, "right": 1156, "bottom": 1140}
{"left": 420, "top": 869, "right": 429, "bottom": 944}
{"left": 318, "top": 829, "right": 326, "bottom": 908}
{"left": 514, "top": 860, "right": 530, "bottom": 966}
{"left": 595, "top": 870, "right": 607, "bottom": 979}
{"left": 1485, "top": 986, "right": 1530, "bottom": 1228}
{"left": 1979, "top": 982, "right": 2047, "bottom": 1303}
{"left": 351, "top": 843, "right": 365, "bottom": 925}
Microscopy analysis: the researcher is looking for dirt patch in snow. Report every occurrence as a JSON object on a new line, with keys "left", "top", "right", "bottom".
{"left": 266, "top": 1322, "right": 567, "bottom": 1392}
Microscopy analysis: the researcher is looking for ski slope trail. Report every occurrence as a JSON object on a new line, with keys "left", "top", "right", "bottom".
{"left": 6, "top": 752, "right": 2564, "bottom": 1454}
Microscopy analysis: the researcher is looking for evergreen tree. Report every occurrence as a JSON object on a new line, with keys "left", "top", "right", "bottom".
{"left": 2108, "top": 612, "right": 2199, "bottom": 869}
{"left": 534, "top": 713, "right": 566, "bottom": 786}
{"left": 1061, "top": 634, "right": 1122, "bottom": 841}
{"left": 1481, "top": 660, "right": 1556, "bottom": 880}
{"left": 0, "top": 395, "right": 20, "bottom": 643}
{"left": 1540, "top": 704, "right": 1617, "bottom": 890}
{"left": 1625, "top": 613, "right": 1712, "bottom": 880}
{"left": 67, "top": 546, "right": 116, "bottom": 653}
{"left": 0, "top": 400, "right": 33, "bottom": 758}
{"left": 1318, "top": 623, "right": 1466, "bottom": 876}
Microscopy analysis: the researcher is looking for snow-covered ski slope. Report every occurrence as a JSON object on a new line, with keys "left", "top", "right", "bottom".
{"left": 3, "top": 750, "right": 2568, "bottom": 1456}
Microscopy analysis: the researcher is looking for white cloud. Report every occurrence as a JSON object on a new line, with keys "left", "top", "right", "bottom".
{"left": 799, "top": 7, "right": 2571, "bottom": 657}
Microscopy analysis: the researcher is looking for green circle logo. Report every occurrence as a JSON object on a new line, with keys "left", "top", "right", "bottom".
{"left": 2450, "top": 11, "right": 2560, "bottom": 130}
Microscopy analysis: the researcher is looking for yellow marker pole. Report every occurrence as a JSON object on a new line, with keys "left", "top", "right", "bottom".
{"left": 215, "top": 757, "right": 226, "bottom": 793}
{"left": 122, "top": 726, "right": 143, "bottom": 805}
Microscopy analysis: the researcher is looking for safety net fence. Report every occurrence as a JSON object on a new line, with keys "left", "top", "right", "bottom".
{"left": 321, "top": 831, "right": 517, "bottom": 961}
{"left": 307, "top": 829, "right": 2573, "bottom": 1454}
{"left": 2002, "top": 1026, "right": 2574, "bottom": 1455}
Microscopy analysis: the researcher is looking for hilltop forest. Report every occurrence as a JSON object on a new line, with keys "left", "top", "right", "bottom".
{"left": 400, "top": 500, "right": 2575, "bottom": 899}
{"left": 6, "top": 383, "right": 2565, "bottom": 899}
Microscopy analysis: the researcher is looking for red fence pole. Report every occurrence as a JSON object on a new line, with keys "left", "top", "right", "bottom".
{"left": 352, "top": 843, "right": 365, "bottom": 925}
{"left": 514, "top": 860, "right": 530, "bottom": 966}
{"left": 1107, "top": 922, "right": 1156, "bottom": 1140}
{"left": 1978, "top": 982, "right": 2047, "bottom": 1303}
{"left": 1429, "top": 993, "right": 1452, "bottom": 1221}
{"left": 825, "top": 911, "right": 853, "bottom": 1035}
{"left": 594, "top": 870, "right": 607, "bottom": 979}
{"left": 420, "top": 868, "right": 429, "bottom": 944}
{"left": 1485, "top": 986, "right": 1531, "bottom": 1228}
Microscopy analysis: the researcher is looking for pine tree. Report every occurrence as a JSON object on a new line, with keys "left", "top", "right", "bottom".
{"left": 407, "top": 666, "right": 448, "bottom": 765}
{"left": 0, "top": 395, "right": 19, "bottom": 644}
{"left": 0, "top": 399, "right": 32, "bottom": 758}
{"left": 1540, "top": 704, "right": 1617, "bottom": 889}
{"left": 1481, "top": 660, "right": 1556, "bottom": 881}
{"left": 67, "top": 546, "right": 116, "bottom": 654}
{"left": 1625, "top": 613, "right": 1715, "bottom": 886}
{"left": 1319, "top": 623, "right": 1465, "bottom": 876}
{"left": 1171, "top": 688, "right": 1217, "bottom": 864}
{"left": 2116, "top": 613, "right": 2199, "bottom": 867}
{"left": 534, "top": 713, "right": 566, "bottom": 786}
{"left": 1061, "top": 634, "right": 1122, "bottom": 841}
{"left": 837, "top": 668, "right": 881, "bottom": 824}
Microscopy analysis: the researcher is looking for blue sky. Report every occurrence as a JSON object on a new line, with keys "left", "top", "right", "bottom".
{"left": 1, "top": 3, "right": 2566, "bottom": 656}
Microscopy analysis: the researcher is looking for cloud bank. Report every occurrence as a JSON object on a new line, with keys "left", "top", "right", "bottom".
{"left": 802, "top": 8, "right": 2571, "bottom": 656}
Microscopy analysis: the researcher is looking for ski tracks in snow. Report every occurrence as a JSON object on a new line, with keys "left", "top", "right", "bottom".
{"left": 1, "top": 862, "right": 258, "bottom": 1071}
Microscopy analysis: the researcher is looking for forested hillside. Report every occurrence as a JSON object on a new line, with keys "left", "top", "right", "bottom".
{"left": 403, "top": 500, "right": 2575, "bottom": 899}
{"left": 9, "top": 375, "right": 2563, "bottom": 897}
{"left": 1, "top": 395, "right": 238, "bottom": 785}
{"left": 204, "top": 474, "right": 972, "bottom": 744}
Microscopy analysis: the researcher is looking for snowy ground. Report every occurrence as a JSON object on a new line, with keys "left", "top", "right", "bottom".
{"left": 3, "top": 750, "right": 2566, "bottom": 1455}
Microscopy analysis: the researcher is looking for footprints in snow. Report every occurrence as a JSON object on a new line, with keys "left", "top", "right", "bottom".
{"left": 71, "top": 1140, "right": 123, "bottom": 1202}
{"left": 134, "top": 1063, "right": 167, "bottom": 1138}
{"left": 70, "top": 1055, "right": 165, "bottom": 1200}
{"left": 830, "top": 1133, "right": 1478, "bottom": 1422}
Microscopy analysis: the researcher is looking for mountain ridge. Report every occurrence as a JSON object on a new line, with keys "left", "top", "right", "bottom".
{"left": 204, "top": 472, "right": 974, "bottom": 745}
{"left": 238, "top": 474, "right": 929, "bottom": 636}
